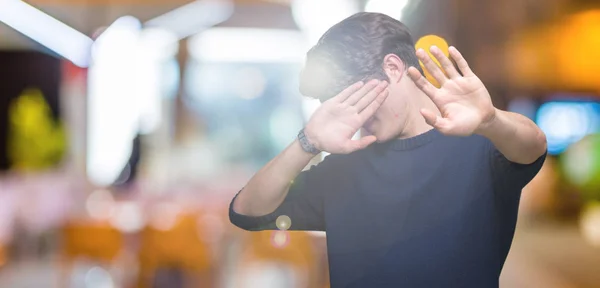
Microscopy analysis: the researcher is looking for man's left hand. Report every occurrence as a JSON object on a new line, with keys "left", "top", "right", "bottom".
{"left": 407, "top": 46, "right": 496, "bottom": 136}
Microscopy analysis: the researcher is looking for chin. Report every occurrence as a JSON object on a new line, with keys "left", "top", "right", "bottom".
{"left": 372, "top": 131, "right": 390, "bottom": 143}
{"left": 375, "top": 135, "right": 392, "bottom": 143}
{"left": 365, "top": 125, "right": 392, "bottom": 143}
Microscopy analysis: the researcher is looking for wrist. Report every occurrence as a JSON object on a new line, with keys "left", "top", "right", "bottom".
{"left": 293, "top": 138, "right": 320, "bottom": 160}
{"left": 475, "top": 108, "right": 500, "bottom": 137}
{"left": 298, "top": 128, "right": 322, "bottom": 155}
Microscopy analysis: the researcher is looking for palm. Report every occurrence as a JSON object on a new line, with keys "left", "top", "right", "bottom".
{"left": 408, "top": 46, "right": 495, "bottom": 136}
{"left": 310, "top": 102, "right": 366, "bottom": 150}
{"left": 305, "top": 80, "right": 389, "bottom": 154}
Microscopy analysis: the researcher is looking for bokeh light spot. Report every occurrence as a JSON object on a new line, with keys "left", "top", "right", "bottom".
{"left": 276, "top": 215, "right": 292, "bottom": 231}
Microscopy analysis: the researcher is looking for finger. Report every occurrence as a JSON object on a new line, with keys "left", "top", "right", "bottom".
{"left": 344, "top": 79, "right": 380, "bottom": 106}
{"left": 449, "top": 46, "right": 474, "bottom": 77}
{"left": 358, "top": 89, "right": 389, "bottom": 123}
{"left": 332, "top": 81, "right": 365, "bottom": 103}
{"left": 420, "top": 109, "right": 438, "bottom": 127}
{"left": 355, "top": 81, "right": 388, "bottom": 112}
{"left": 416, "top": 48, "right": 447, "bottom": 86}
{"left": 407, "top": 67, "right": 438, "bottom": 100}
{"left": 430, "top": 45, "right": 459, "bottom": 79}
{"left": 344, "top": 135, "right": 377, "bottom": 153}
{"left": 420, "top": 109, "right": 453, "bottom": 132}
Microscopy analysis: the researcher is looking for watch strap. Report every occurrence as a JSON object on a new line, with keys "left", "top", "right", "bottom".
{"left": 298, "top": 129, "right": 321, "bottom": 155}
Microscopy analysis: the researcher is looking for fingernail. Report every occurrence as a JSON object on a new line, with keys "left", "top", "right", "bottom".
{"left": 370, "top": 79, "right": 380, "bottom": 85}
{"left": 381, "top": 81, "right": 389, "bottom": 87}
{"left": 430, "top": 45, "right": 438, "bottom": 52}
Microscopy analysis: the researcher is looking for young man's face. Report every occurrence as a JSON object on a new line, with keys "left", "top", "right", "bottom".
{"left": 362, "top": 81, "right": 411, "bottom": 142}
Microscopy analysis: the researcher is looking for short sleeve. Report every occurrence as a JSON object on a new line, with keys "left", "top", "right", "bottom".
{"left": 487, "top": 140, "right": 547, "bottom": 192}
{"left": 229, "top": 155, "right": 341, "bottom": 232}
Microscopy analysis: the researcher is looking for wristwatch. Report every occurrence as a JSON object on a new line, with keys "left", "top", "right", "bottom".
{"left": 298, "top": 128, "right": 321, "bottom": 155}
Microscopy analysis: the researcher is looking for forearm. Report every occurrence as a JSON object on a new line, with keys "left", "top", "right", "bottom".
{"left": 478, "top": 108, "right": 547, "bottom": 164}
{"left": 233, "top": 139, "right": 316, "bottom": 216}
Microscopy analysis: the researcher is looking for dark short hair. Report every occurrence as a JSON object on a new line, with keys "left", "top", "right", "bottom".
{"left": 299, "top": 12, "right": 422, "bottom": 101}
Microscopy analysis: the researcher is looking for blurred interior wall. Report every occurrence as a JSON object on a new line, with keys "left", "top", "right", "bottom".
{"left": 453, "top": 0, "right": 571, "bottom": 107}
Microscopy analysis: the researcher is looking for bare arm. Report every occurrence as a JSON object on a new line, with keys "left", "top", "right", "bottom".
{"left": 477, "top": 109, "right": 547, "bottom": 164}
{"left": 231, "top": 80, "right": 389, "bottom": 218}
{"left": 233, "top": 139, "right": 315, "bottom": 216}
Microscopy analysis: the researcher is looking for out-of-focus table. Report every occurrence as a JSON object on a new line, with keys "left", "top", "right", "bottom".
{"left": 501, "top": 219, "right": 600, "bottom": 288}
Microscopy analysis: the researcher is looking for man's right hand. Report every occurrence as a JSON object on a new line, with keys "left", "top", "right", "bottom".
{"left": 231, "top": 80, "right": 388, "bottom": 221}
{"left": 304, "top": 79, "right": 389, "bottom": 154}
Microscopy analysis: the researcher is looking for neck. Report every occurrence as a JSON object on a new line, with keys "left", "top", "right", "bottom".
{"left": 397, "top": 88, "right": 439, "bottom": 139}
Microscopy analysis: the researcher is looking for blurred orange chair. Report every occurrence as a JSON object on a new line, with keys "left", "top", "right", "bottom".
{"left": 237, "top": 231, "right": 319, "bottom": 288}
{"left": 60, "top": 221, "right": 125, "bottom": 287}
{"left": 0, "top": 243, "right": 6, "bottom": 268}
{"left": 136, "top": 212, "right": 213, "bottom": 288}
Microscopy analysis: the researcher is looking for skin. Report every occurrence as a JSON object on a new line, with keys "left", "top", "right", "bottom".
{"left": 233, "top": 45, "right": 547, "bottom": 217}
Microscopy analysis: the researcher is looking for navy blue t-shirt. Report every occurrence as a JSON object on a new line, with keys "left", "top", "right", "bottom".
{"left": 230, "top": 129, "right": 545, "bottom": 287}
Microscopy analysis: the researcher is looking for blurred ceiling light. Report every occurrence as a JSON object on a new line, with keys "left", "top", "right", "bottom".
{"left": 87, "top": 16, "right": 142, "bottom": 187}
{"left": 188, "top": 28, "right": 307, "bottom": 63}
{"left": 134, "top": 28, "right": 175, "bottom": 135}
{"left": 364, "top": 0, "right": 410, "bottom": 20}
{"left": 291, "top": 0, "right": 359, "bottom": 46}
{"left": 138, "top": 28, "right": 179, "bottom": 60}
{"left": 145, "top": 0, "right": 234, "bottom": 40}
{"left": 88, "top": 19, "right": 171, "bottom": 186}
{"left": 92, "top": 15, "right": 141, "bottom": 60}
{"left": 0, "top": 0, "right": 92, "bottom": 67}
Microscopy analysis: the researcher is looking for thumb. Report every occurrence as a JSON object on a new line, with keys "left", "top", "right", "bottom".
{"left": 420, "top": 108, "right": 439, "bottom": 127}
{"left": 420, "top": 108, "right": 453, "bottom": 133}
{"left": 345, "top": 135, "right": 377, "bottom": 153}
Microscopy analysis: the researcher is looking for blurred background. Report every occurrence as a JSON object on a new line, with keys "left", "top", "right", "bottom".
{"left": 0, "top": 0, "right": 599, "bottom": 287}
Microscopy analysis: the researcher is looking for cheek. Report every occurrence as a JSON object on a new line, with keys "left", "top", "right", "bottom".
{"left": 376, "top": 103, "right": 396, "bottom": 121}
{"left": 381, "top": 95, "right": 400, "bottom": 116}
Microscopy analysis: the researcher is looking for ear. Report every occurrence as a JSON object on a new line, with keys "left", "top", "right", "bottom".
{"left": 382, "top": 54, "right": 406, "bottom": 83}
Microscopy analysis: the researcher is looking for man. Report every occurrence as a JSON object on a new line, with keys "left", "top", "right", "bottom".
{"left": 229, "top": 12, "right": 547, "bottom": 287}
